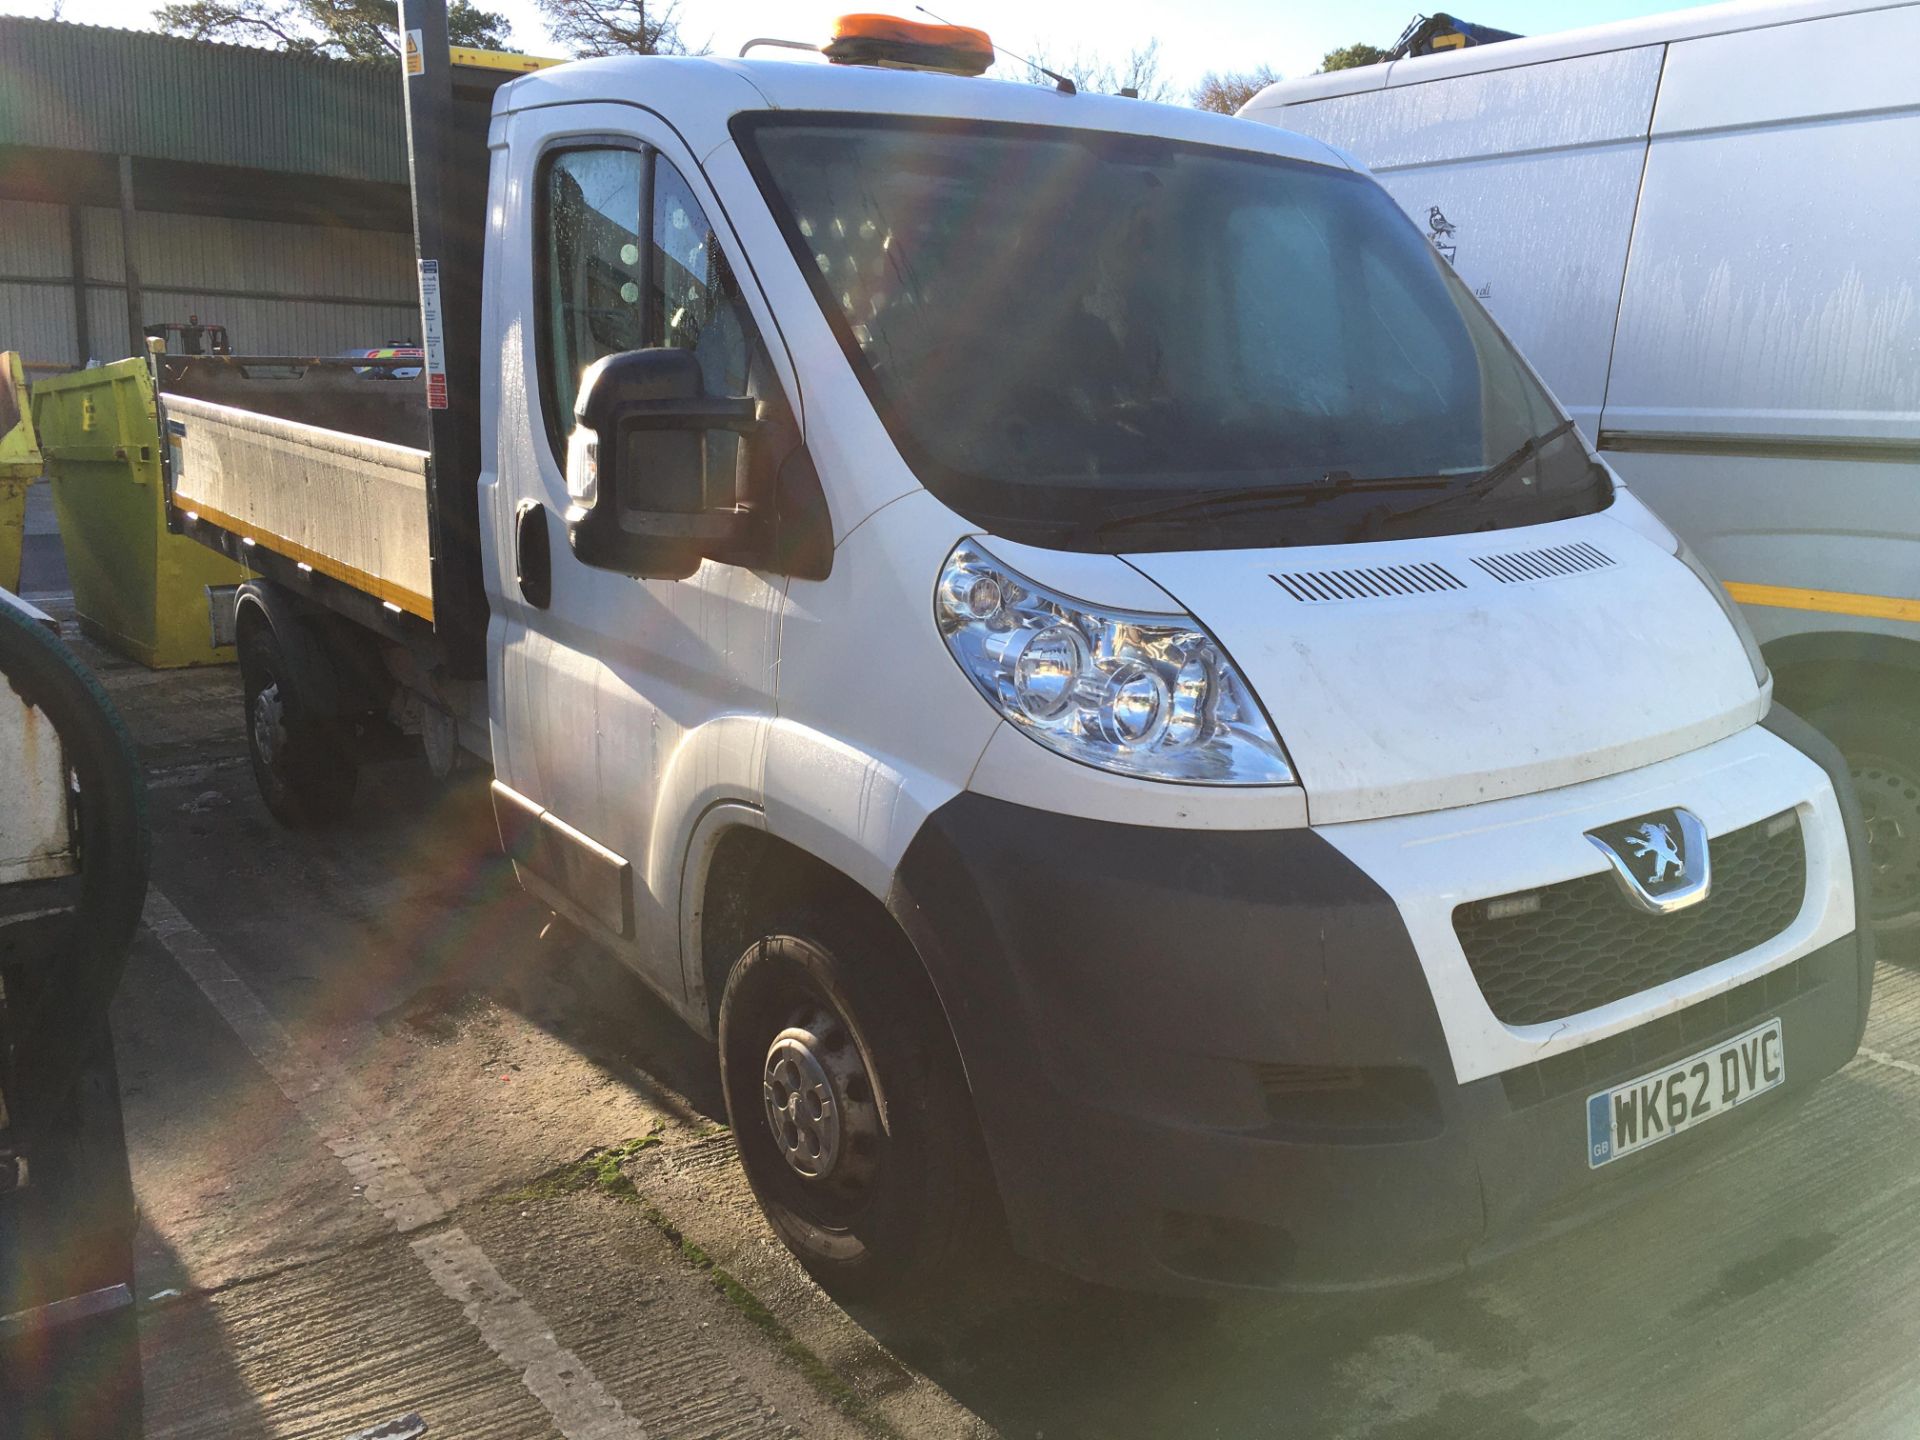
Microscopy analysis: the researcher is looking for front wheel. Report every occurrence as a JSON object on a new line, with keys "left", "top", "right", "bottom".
{"left": 238, "top": 622, "right": 357, "bottom": 828}
{"left": 717, "top": 910, "right": 989, "bottom": 1297}
{"left": 1807, "top": 688, "right": 1920, "bottom": 951}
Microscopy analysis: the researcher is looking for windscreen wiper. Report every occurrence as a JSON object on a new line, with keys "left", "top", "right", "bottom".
{"left": 1379, "top": 420, "right": 1582, "bottom": 529}
{"left": 1088, "top": 471, "right": 1453, "bottom": 538}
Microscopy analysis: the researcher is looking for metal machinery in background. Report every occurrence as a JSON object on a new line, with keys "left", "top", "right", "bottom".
{"left": 1388, "top": 13, "right": 1525, "bottom": 58}
{"left": 143, "top": 317, "right": 232, "bottom": 356}
{"left": 0, "top": 588, "right": 150, "bottom": 1439}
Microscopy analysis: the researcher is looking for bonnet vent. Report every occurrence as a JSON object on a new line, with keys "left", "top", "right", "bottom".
{"left": 1270, "top": 563, "right": 1466, "bottom": 602}
{"left": 1471, "top": 542, "right": 1614, "bottom": 584}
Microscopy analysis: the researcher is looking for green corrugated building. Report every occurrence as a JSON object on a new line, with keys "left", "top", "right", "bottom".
{"left": 0, "top": 16, "right": 419, "bottom": 370}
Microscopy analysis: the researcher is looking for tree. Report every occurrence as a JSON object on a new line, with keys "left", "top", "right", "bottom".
{"left": 155, "top": 0, "right": 510, "bottom": 62}
{"left": 1320, "top": 41, "right": 1388, "bottom": 72}
{"left": 1190, "top": 64, "right": 1280, "bottom": 114}
{"left": 535, "top": 0, "right": 701, "bottom": 57}
{"left": 1021, "top": 38, "right": 1174, "bottom": 103}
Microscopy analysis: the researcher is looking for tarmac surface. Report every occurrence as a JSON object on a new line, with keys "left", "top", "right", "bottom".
{"left": 18, "top": 479, "right": 1920, "bottom": 1438}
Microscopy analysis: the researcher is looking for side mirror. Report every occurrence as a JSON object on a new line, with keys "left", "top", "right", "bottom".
{"left": 564, "top": 348, "right": 760, "bottom": 579}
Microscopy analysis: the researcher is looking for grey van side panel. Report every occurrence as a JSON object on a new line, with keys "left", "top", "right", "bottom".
{"left": 1605, "top": 449, "right": 1920, "bottom": 652}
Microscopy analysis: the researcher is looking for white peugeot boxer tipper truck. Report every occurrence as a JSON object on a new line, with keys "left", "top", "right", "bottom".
{"left": 137, "top": 7, "right": 1870, "bottom": 1295}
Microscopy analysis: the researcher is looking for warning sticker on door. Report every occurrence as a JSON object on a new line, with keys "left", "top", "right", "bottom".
{"left": 418, "top": 258, "right": 448, "bottom": 410}
{"left": 404, "top": 29, "right": 425, "bottom": 75}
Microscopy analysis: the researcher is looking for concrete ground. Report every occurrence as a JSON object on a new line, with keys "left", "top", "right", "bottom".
{"left": 18, "top": 482, "right": 1920, "bottom": 1438}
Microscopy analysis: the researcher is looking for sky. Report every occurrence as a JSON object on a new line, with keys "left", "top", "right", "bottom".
{"left": 2, "top": 0, "right": 1730, "bottom": 96}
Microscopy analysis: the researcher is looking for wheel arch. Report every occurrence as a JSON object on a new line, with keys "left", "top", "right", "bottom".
{"left": 686, "top": 811, "right": 957, "bottom": 1053}
{"left": 1765, "top": 628, "right": 1920, "bottom": 709}
{"left": 235, "top": 579, "right": 395, "bottom": 719}
{"left": 234, "top": 579, "right": 348, "bottom": 715}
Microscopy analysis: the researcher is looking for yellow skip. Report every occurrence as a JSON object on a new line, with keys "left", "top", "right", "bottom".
{"left": 1724, "top": 581, "right": 1920, "bottom": 625}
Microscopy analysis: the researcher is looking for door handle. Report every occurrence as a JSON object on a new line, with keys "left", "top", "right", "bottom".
{"left": 515, "top": 501, "right": 551, "bottom": 609}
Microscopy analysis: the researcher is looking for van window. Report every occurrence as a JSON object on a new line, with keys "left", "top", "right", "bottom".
{"left": 651, "top": 162, "right": 750, "bottom": 399}
{"left": 543, "top": 147, "right": 647, "bottom": 426}
{"left": 539, "top": 146, "right": 756, "bottom": 485}
{"left": 736, "top": 115, "right": 1607, "bottom": 552}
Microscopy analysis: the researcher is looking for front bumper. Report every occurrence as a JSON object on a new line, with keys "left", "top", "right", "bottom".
{"left": 887, "top": 709, "right": 1873, "bottom": 1294}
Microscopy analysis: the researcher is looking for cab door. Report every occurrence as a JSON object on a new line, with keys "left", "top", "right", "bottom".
{"left": 486, "top": 104, "right": 797, "bottom": 1003}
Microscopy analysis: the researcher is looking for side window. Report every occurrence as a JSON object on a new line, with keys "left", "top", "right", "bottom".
{"left": 650, "top": 162, "right": 751, "bottom": 400}
{"left": 539, "top": 146, "right": 758, "bottom": 470}
{"left": 543, "top": 147, "right": 647, "bottom": 426}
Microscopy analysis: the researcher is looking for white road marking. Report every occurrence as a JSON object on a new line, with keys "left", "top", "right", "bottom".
{"left": 414, "top": 1230, "right": 648, "bottom": 1440}
{"left": 142, "top": 890, "right": 443, "bottom": 1230}
{"left": 141, "top": 889, "right": 650, "bottom": 1440}
{"left": 1856, "top": 1046, "right": 1920, "bottom": 1081}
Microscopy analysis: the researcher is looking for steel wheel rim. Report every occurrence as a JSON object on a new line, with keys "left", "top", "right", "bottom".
{"left": 252, "top": 681, "right": 286, "bottom": 769}
{"left": 759, "top": 1004, "right": 881, "bottom": 1204}
{"left": 1853, "top": 757, "right": 1920, "bottom": 924}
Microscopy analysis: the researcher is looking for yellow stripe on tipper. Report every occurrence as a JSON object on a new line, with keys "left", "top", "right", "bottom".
{"left": 172, "top": 494, "right": 435, "bottom": 622}
{"left": 450, "top": 45, "right": 563, "bottom": 72}
{"left": 1724, "top": 581, "right": 1920, "bottom": 625}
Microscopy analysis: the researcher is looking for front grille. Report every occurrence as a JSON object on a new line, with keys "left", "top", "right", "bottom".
{"left": 1455, "top": 812, "right": 1806, "bottom": 1027}
{"left": 1500, "top": 953, "right": 1822, "bottom": 1111}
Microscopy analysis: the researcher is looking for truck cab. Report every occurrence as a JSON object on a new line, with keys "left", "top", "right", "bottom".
{"left": 164, "top": 15, "right": 1872, "bottom": 1295}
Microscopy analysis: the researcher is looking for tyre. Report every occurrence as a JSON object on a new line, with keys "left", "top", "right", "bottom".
{"left": 238, "top": 621, "right": 357, "bottom": 827}
{"left": 717, "top": 908, "right": 989, "bottom": 1297}
{"left": 0, "top": 597, "right": 147, "bottom": 1123}
{"left": 1805, "top": 687, "right": 1920, "bottom": 949}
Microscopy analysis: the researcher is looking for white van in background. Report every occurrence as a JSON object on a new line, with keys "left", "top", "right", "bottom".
{"left": 1244, "top": 0, "right": 1920, "bottom": 944}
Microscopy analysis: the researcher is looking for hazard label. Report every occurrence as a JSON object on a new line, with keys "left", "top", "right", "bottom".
{"left": 404, "top": 29, "right": 425, "bottom": 75}
{"left": 418, "top": 258, "right": 448, "bottom": 411}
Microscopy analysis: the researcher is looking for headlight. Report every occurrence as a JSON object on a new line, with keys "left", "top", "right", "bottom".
{"left": 936, "top": 540, "right": 1294, "bottom": 785}
{"left": 1674, "top": 538, "right": 1770, "bottom": 691}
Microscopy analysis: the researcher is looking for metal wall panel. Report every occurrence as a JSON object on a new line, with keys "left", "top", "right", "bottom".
{"left": 0, "top": 199, "right": 71, "bottom": 278}
{"left": 81, "top": 206, "right": 124, "bottom": 286}
{"left": 84, "top": 289, "right": 126, "bottom": 366}
{"left": 0, "top": 17, "right": 407, "bottom": 182}
{"left": 8, "top": 202, "right": 416, "bottom": 365}
{"left": 122, "top": 211, "right": 414, "bottom": 304}
{"left": 0, "top": 284, "right": 78, "bottom": 369}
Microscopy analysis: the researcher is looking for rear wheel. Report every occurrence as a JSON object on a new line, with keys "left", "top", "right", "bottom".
{"left": 238, "top": 622, "right": 357, "bottom": 828}
{"left": 1806, "top": 687, "right": 1920, "bottom": 950}
{"left": 717, "top": 908, "right": 988, "bottom": 1297}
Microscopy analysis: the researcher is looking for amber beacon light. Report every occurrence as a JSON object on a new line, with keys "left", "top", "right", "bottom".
{"left": 822, "top": 14, "right": 995, "bottom": 75}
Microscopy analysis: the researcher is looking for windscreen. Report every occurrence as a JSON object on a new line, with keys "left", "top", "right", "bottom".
{"left": 736, "top": 115, "right": 1609, "bottom": 551}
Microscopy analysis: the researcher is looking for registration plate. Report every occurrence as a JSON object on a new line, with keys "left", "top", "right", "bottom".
{"left": 1586, "top": 1018, "right": 1784, "bottom": 1168}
